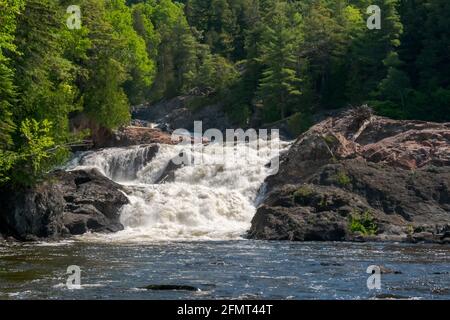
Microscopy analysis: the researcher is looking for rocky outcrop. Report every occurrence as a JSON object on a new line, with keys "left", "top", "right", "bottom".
{"left": 249, "top": 106, "right": 450, "bottom": 243}
{"left": 99, "top": 126, "right": 175, "bottom": 147}
{"left": 0, "top": 169, "right": 129, "bottom": 241}
{"left": 132, "top": 95, "right": 233, "bottom": 132}
{"left": 69, "top": 112, "right": 175, "bottom": 149}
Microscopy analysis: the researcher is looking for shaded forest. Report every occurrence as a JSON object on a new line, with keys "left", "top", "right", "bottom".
{"left": 0, "top": 0, "right": 449, "bottom": 186}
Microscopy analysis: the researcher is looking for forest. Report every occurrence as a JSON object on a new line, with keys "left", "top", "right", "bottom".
{"left": 0, "top": 0, "right": 449, "bottom": 186}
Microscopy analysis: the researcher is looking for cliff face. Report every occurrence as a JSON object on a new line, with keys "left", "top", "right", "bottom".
{"left": 0, "top": 169, "right": 129, "bottom": 241}
{"left": 249, "top": 107, "right": 450, "bottom": 243}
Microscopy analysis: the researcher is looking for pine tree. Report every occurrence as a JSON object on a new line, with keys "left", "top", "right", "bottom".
{"left": 12, "top": 0, "right": 77, "bottom": 142}
{"left": 0, "top": 0, "right": 24, "bottom": 183}
{"left": 0, "top": 0, "right": 24, "bottom": 148}
{"left": 257, "top": 2, "right": 301, "bottom": 121}
{"left": 105, "top": 0, "right": 156, "bottom": 105}
{"left": 79, "top": 0, "right": 131, "bottom": 128}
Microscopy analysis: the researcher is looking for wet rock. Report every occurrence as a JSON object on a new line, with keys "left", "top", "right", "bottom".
{"left": 431, "top": 287, "right": 450, "bottom": 295}
{"left": 379, "top": 266, "right": 402, "bottom": 274}
{"left": 249, "top": 106, "right": 450, "bottom": 243}
{"left": 155, "top": 159, "right": 183, "bottom": 184}
{"left": 0, "top": 169, "right": 129, "bottom": 240}
{"left": 432, "top": 271, "right": 450, "bottom": 275}
{"left": 319, "top": 262, "right": 344, "bottom": 267}
{"left": 375, "top": 293, "right": 409, "bottom": 300}
{"left": 140, "top": 284, "right": 199, "bottom": 291}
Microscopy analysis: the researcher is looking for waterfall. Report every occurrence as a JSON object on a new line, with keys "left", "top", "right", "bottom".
{"left": 66, "top": 139, "right": 288, "bottom": 241}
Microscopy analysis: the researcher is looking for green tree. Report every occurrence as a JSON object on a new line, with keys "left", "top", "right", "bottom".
{"left": 106, "top": 0, "right": 156, "bottom": 105}
{"left": 0, "top": 0, "right": 24, "bottom": 149}
{"left": 78, "top": 0, "right": 131, "bottom": 128}
{"left": 257, "top": 2, "right": 301, "bottom": 121}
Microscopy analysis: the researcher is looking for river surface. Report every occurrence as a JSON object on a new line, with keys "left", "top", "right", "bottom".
{"left": 0, "top": 240, "right": 449, "bottom": 299}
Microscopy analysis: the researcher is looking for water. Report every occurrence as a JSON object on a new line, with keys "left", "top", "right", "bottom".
{"left": 0, "top": 241, "right": 449, "bottom": 299}
{"left": 1, "top": 142, "right": 449, "bottom": 299}
{"left": 65, "top": 139, "right": 286, "bottom": 241}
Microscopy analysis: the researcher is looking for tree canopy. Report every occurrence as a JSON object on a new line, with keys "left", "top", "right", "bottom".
{"left": 0, "top": 0, "right": 449, "bottom": 186}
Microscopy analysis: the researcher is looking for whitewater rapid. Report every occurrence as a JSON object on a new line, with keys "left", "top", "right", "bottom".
{"left": 66, "top": 138, "right": 288, "bottom": 241}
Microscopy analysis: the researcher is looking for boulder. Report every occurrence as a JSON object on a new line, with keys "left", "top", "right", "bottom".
{"left": 0, "top": 169, "right": 129, "bottom": 240}
{"left": 249, "top": 106, "right": 450, "bottom": 243}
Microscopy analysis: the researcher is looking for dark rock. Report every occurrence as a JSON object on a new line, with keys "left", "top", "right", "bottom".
{"left": 431, "top": 288, "right": 450, "bottom": 295}
{"left": 379, "top": 266, "right": 402, "bottom": 274}
{"left": 375, "top": 293, "right": 409, "bottom": 300}
{"left": 132, "top": 95, "right": 233, "bottom": 132}
{"left": 0, "top": 169, "right": 129, "bottom": 240}
{"left": 140, "top": 284, "right": 199, "bottom": 291}
{"left": 249, "top": 107, "right": 450, "bottom": 243}
{"left": 319, "top": 262, "right": 344, "bottom": 267}
{"left": 155, "top": 158, "right": 184, "bottom": 184}
{"left": 432, "top": 271, "right": 450, "bottom": 275}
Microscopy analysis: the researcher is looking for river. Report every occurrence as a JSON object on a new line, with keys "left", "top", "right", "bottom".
{"left": 0, "top": 140, "right": 449, "bottom": 299}
{"left": 0, "top": 241, "right": 449, "bottom": 299}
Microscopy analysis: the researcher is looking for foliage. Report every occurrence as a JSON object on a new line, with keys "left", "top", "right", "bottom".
{"left": 349, "top": 210, "right": 378, "bottom": 236}
{"left": 287, "top": 112, "right": 312, "bottom": 137}
{"left": 0, "top": 0, "right": 449, "bottom": 187}
{"left": 293, "top": 185, "right": 314, "bottom": 204}
{"left": 335, "top": 171, "right": 351, "bottom": 186}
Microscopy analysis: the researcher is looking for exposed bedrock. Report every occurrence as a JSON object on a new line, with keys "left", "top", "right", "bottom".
{"left": 0, "top": 169, "right": 129, "bottom": 241}
{"left": 249, "top": 107, "right": 450, "bottom": 243}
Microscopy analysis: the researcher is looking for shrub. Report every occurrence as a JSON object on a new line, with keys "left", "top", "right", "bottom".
{"left": 335, "top": 171, "right": 351, "bottom": 186}
{"left": 349, "top": 210, "right": 378, "bottom": 236}
{"left": 293, "top": 185, "right": 313, "bottom": 204}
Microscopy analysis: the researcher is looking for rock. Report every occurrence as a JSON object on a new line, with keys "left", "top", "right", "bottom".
{"left": 375, "top": 293, "right": 409, "bottom": 300}
{"left": 132, "top": 95, "right": 233, "bottom": 132}
{"left": 379, "top": 266, "right": 402, "bottom": 274}
{"left": 0, "top": 169, "right": 129, "bottom": 240}
{"left": 103, "top": 126, "right": 176, "bottom": 147}
{"left": 69, "top": 112, "right": 175, "bottom": 149}
{"left": 155, "top": 159, "right": 183, "bottom": 184}
{"left": 140, "top": 284, "right": 199, "bottom": 291}
{"left": 249, "top": 106, "right": 450, "bottom": 243}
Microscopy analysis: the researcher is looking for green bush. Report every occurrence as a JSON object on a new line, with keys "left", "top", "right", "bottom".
{"left": 349, "top": 210, "right": 378, "bottom": 236}
{"left": 323, "top": 134, "right": 337, "bottom": 145}
{"left": 335, "top": 171, "right": 351, "bottom": 186}
{"left": 293, "top": 185, "right": 313, "bottom": 204}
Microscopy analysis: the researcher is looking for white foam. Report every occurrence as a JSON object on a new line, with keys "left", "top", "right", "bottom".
{"left": 68, "top": 139, "right": 289, "bottom": 242}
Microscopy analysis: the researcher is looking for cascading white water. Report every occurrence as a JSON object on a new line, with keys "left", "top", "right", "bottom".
{"left": 66, "top": 139, "right": 288, "bottom": 241}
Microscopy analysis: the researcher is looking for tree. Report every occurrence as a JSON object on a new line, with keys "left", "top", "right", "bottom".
{"left": 106, "top": 0, "right": 156, "bottom": 105}
{"left": 257, "top": 2, "right": 301, "bottom": 121}
{"left": 0, "top": 0, "right": 24, "bottom": 149}
{"left": 78, "top": 0, "right": 132, "bottom": 128}
{"left": 376, "top": 52, "right": 411, "bottom": 118}
{"left": 12, "top": 0, "right": 78, "bottom": 141}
